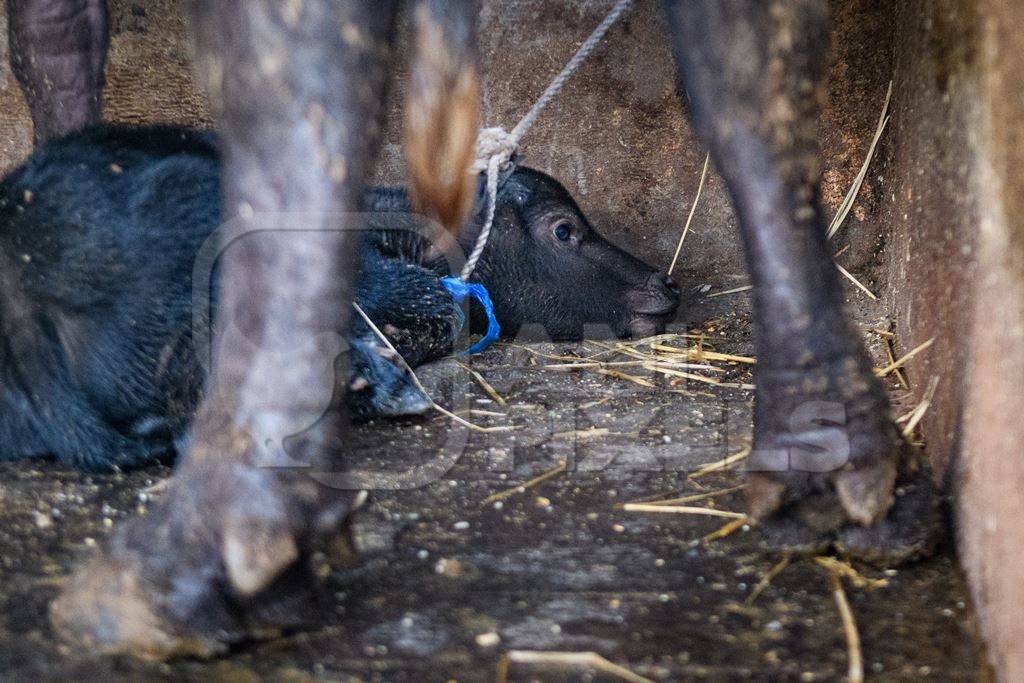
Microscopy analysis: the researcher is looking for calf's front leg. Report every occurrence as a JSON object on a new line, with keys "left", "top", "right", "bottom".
{"left": 50, "top": 0, "right": 400, "bottom": 656}
{"left": 663, "top": 0, "right": 938, "bottom": 560}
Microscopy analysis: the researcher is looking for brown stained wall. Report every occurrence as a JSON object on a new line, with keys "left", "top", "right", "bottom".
{"left": 0, "top": 1, "right": 211, "bottom": 173}
{"left": 375, "top": 0, "right": 895, "bottom": 286}
{"left": 958, "top": 0, "right": 1024, "bottom": 678}
{"left": 0, "top": 0, "right": 892, "bottom": 288}
{"left": 880, "top": 0, "right": 1024, "bottom": 677}
{"left": 881, "top": 1, "right": 981, "bottom": 486}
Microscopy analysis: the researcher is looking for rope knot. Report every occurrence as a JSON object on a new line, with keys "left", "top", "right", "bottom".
{"left": 473, "top": 126, "right": 517, "bottom": 173}
{"left": 457, "top": 0, "right": 634, "bottom": 283}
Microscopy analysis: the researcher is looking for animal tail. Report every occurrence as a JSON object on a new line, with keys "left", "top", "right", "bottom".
{"left": 404, "top": 0, "right": 480, "bottom": 234}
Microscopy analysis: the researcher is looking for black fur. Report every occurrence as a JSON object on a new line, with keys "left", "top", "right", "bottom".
{"left": 0, "top": 124, "right": 678, "bottom": 472}
{"left": 0, "top": 126, "right": 458, "bottom": 471}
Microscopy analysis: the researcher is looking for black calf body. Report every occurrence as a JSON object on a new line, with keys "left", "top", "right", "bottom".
{"left": 0, "top": 126, "right": 460, "bottom": 470}
{"left": 0, "top": 125, "right": 677, "bottom": 472}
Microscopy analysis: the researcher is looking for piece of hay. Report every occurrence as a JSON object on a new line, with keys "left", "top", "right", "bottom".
{"left": 829, "top": 571, "right": 865, "bottom": 683}
{"left": 835, "top": 262, "right": 878, "bottom": 300}
{"left": 689, "top": 446, "right": 752, "bottom": 478}
{"left": 813, "top": 556, "right": 889, "bottom": 590}
{"left": 899, "top": 376, "right": 941, "bottom": 438}
{"left": 827, "top": 81, "right": 893, "bottom": 241}
{"left": 883, "top": 339, "right": 910, "bottom": 390}
{"left": 707, "top": 284, "right": 753, "bottom": 298}
{"left": 701, "top": 517, "right": 748, "bottom": 543}
{"left": 875, "top": 337, "right": 934, "bottom": 377}
{"left": 595, "top": 368, "right": 659, "bottom": 388}
{"left": 500, "top": 650, "right": 654, "bottom": 683}
{"left": 481, "top": 460, "right": 567, "bottom": 506}
{"left": 621, "top": 504, "right": 746, "bottom": 519}
{"left": 745, "top": 555, "right": 792, "bottom": 606}
{"left": 456, "top": 362, "right": 507, "bottom": 405}
{"left": 627, "top": 484, "right": 747, "bottom": 507}
{"left": 552, "top": 427, "right": 611, "bottom": 441}
{"left": 668, "top": 152, "right": 711, "bottom": 276}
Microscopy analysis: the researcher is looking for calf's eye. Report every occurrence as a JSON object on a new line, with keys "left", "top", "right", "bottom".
{"left": 553, "top": 221, "right": 573, "bottom": 242}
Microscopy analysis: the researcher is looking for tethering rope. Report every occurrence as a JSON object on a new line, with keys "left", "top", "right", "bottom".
{"left": 459, "top": 0, "right": 635, "bottom": 281}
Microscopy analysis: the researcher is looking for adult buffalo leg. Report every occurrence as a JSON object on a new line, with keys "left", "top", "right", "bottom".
{"left": 7, "top": 0, "right": 108, "bottom": 142}
{"left": 50, "top": 0, "right": 401, "bottom": 657}
{"left": 662, "top": 1, "right": 937, "bottom": 560}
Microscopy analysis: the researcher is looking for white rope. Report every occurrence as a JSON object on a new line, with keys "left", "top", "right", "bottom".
{"left": 460, "top": 0, "right": 634, "bottom": 280}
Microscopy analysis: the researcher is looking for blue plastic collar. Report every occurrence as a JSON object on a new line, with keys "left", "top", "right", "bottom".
{"left": 441, "top": 276, "right": 501, "bottom": 355}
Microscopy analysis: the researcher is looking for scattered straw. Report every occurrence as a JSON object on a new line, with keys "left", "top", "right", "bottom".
{"left": 553, "top": 427, "right": 611, "bottom": 441}
{"left": 431, "top": 403, "right": 517, "bottom": 433}
{"left": 456, "top": 362, "right": 506, "bottom": 405}
{"left": 622, "top": 504, "right": 746, "bottom": 519}
{"left": 835, "top": 262, "right": 878, "bottom": 300}
{"left": 501, "top": 650, "right": 653, "bottom": 683}
{"left": 875, "top": 337, "right": 934, "bottom": 377}
{"left": 701, "top": 517, "right": 748, "bottom": 543}
{"left": 814, "top": 556, "right": 889, "bottom": 590}
{"left": 545, "top": 359, "right": 720, "bottom": 372}
{"left": 680, "top": 348, "right": 756, "bottom": 365}
{"left": 867, "top": 328, "right": 895, "bottom": 338}
{"left": 508, "top": 343, "right": 616, "bottom": 363}
{"left": 883, "top": 339, "right": 910, "bottom": 390}
{"left": 352, "top": 303, "right": 515, "bottom": 433}
{"left": 827, "top": 81, "right": 893, "bottom": 241}
{"left": 690, "top": 446, "right": 752, "bottom": 478}
{"left": 900, "top": 375, "right": 941, "bottom": 439}
{"left": 829, "top": 571, "right": 865, "bottom": 683}
{"left": 707, "top": 284, "right": 753, "bottom": 298}
{"left": 579, "top": 397, "right": 612, "bottom": 410}
{"left": 533, "top": 334, "right": 757, "bottom": 395}
{"left": 496, "top": 653, "right": 510, "bottom": 683}
{"left": 645, "top": 364, "right": 726, "bottom": 385}
{"left": 668, "top": 152, "right": 711, "bottom": 276}
{"left": 745, "top": 555, "right": 792, "bottom": 605}
{"left": 628, "top": 484, "right": 747, "bottom": 507}
{"left": 468, "top": 409, "right": 506, "bottom": 417}
{"left": 596, "top": 368, "right": 659, "bottom": 388}
{"left": 482, "top": 460, "right": 567, "bottom": 506}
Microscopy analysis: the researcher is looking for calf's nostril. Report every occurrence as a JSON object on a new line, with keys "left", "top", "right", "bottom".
{"left": 647, "top": 271, "right": 680, "bottom": 299}
{"left": 660, "top": 273, "right": 681, "bottom": 297}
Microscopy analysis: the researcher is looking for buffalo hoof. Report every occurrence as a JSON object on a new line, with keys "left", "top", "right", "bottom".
{"left": 50, "top": 420, "right": 357, "bottom": 659}
{"left": 750, "top": 443, "right": 943, "bottom": 565}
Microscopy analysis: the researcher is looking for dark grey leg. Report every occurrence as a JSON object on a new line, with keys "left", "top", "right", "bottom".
{"left": 662, "top": 1, "right": 936, "bottom": 555}
{"left": 7, "top": 0, "right": 108, "bottom": 142}
{"left": 50, "top": 0, "right": 401, "bottom": 656}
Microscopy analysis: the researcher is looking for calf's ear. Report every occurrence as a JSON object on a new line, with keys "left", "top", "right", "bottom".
{"left": 404, "top": 0, "right": 480, "bottom": 234}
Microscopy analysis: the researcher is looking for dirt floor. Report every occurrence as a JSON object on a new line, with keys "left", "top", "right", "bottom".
{"left": 0, "top": 297, "right": 986, "bottom": 682}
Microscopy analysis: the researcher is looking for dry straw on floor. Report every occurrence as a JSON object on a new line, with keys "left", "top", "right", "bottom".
{"left": 538, "top": 333, "right": 757, "bottom": 394}
{"left": 496, "top": 650, "right": 653, "bottom": 683}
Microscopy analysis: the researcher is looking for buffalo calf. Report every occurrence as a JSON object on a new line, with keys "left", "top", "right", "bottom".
{"left": 0, "top": 124, "right": 679, "bottom": 472}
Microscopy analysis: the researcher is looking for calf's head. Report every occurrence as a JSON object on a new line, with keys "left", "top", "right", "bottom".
{"left": 464, "top": 167, "right": 681, "bottom": 340}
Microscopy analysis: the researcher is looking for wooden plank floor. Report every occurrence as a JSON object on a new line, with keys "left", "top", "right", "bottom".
{"left": 0, "top": 300, "right": 985, "bottom": 681}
